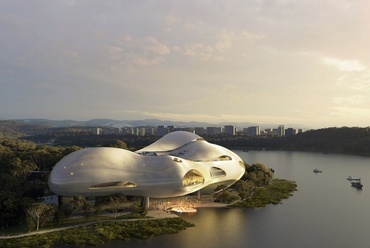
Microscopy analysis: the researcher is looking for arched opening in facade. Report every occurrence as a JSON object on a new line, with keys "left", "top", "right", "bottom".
{"left": 218, "top": 155, "right": 232, "bottom": 161}
{"left": 210, "top": 167, "right": 226, "bottom": 178}
{"left": 182, "top": 169, "right": 205, "bottom": 187}
{"left": 89, "top": 181, "right": 137, "bottom": 189}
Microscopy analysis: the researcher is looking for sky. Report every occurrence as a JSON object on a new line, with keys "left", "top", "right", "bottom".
{"left": 1, "top": 0, "right": 370, "bottom": 129}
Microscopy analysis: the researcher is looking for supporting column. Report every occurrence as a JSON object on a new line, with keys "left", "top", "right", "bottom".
{"left": 197, "top": 190, "right": 201, "bottom": 200}
{"left": 141, "top": 196, "right": 150, "bottom": 210}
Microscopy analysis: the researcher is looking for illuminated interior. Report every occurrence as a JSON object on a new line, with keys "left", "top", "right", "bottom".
{"left": 182, "top": 169, "right": 205, "bottom": 187}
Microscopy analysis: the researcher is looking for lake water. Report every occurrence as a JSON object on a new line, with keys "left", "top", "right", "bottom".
{"left": 97, "top": 151, "right": 370, "bottom": 248}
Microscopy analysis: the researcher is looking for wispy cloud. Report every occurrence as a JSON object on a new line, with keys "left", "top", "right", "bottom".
{"left": 323, "top": 57, "right": 366, "bottom": 72}
{"left": 184, "top": 30, "right": 264, "bottom": 61}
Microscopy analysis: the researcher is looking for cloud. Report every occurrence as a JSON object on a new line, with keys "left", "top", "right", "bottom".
{"left": 184, "top": 30, "right": 264, "bottom": 61}
{"left": 101, "top": 36, "right": 170, "bottom": 68}
{"left": 133, "top": 56, "right": 164, "bottom": 66}
{"left": 333, "top": 95, "right": 366, "bottom": 107}
{"left": 143, "top": 37, "right": 170, "bottom": 55}
{"left": 323, "top": 57, "right": 366, "bottom": 72}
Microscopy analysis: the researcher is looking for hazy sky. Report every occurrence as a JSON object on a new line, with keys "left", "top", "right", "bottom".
{"left": 1, "top": 0, "right": 370, "bottom": 129}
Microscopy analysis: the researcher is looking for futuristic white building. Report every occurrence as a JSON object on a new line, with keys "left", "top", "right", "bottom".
{"left": 48, "top": 131, "right": 245, "bottom": 199}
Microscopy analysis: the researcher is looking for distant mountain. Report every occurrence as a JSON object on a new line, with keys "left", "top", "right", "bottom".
{"left": 6, "top": 118, "right": 218, "bottom": 128}
{"left": 0, "top": 120, "right": 52, "bottom": 138}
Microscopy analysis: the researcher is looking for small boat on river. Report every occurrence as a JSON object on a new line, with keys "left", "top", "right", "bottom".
{"left": 313, "top": 168, "right": 322, "bottom": 173}
{"left": 347, "top": 176, "right": 361, "bottom": 181}
{"left": 351, "top": 181, "right": 363, "bottom": 189}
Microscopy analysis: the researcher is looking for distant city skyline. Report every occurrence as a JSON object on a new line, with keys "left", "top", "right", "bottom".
{"left": 1, "top": 1, "right": 370, "bottom": 129}
{"left": 96, "top": 122, "right": 304, "bottom": 137}
{"left": 0, "top": 116, "right": 363, "bottom": 131}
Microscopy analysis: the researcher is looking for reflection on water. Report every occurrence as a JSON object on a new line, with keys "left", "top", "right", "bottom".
{"left": 83, "top": 151, "right": 370, "bottom": 248}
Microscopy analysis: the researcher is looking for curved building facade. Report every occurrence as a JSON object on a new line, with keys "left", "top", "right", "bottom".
{"left": 48, "top": 131, "right": 245, "bottom": 198}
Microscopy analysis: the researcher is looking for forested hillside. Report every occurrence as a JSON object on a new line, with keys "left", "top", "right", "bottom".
{"left": 0, "top": 120, "right": 48, "bottom": 138}
{"left": 204, "top": 127, "right": 370, "bottom": 156}
{"left": 281, "top": 127, "right": 370, "bottom": 155}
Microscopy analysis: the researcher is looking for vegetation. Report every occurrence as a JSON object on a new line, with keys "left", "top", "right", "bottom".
{"left": 212, "top": 163, "right": 297, "bottom": 208}
{"left": 0, "top": 138, "right": 81, "bottom": 230}
{"left": 233, "top": 179, "right": 297, "bottom": 208}
{"left": 0, "top": 218, "right": 195, "bottom": 248}
{"left": 205, "top": 127, "right": 370, "bottom": 156}
{"left": 213, "top": 185, "right": 239, "bottom": 204}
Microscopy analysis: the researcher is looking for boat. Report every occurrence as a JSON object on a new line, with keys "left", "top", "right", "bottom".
{"left": 313, "top": 168, "right": 322, "bottom": 173}
{"left": 347, "top": 176, "right": 361, "bottom": 181}
{"left": 351, "top": 181, "right": 363, "bottom": 189}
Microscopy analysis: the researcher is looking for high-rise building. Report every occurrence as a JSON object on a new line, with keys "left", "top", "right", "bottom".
{"left": 167, "top": 125, "right": 176, "bottom": 133}
{"left": 145, "top": 127, "right": 156, "bottom": 135}
{"left": 194, "top": 127, "right": 206, "bottom": 135}
{"left": 246, "top": 126, "right": 260, "bottom": 137}
{"left": 278, "top": 125, "right": 285, "bottom": 136}
{"left": 138, "top": 127, "right": 146, "bottom": 136}
{"left": 207, "top": 127, "right": 222, "bottom": 135}
{"left": 224, "top": 125, "right": 236, "bottom": 135}
{"left": 285, "top": 128, "right": 297, "bottom": 136}
{"left": 95, "top": 128, "right": 103, "bottom": 135}
{"left": 157, "top": 126, "right": 168, "bottom": 136}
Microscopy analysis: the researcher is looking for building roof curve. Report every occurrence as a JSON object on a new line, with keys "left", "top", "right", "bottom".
{"left": 137, "top": 131, "right": 202, "bottom": 153}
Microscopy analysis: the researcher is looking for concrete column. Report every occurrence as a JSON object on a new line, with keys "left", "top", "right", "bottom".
{"left": 142, "top": 196, "right": 150, "bottom": 209}
{"left": 197, "top": 190, "right": 201, "bottom": 200}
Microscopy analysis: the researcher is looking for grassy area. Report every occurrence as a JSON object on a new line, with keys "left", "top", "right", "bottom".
{"left": 233, "top": 179, "right": 298, "bottom": 208}
{"left": 0, "top": 218, "right": 194, "bottom": 248}
{"left": 0, "top": 211, "right": 147, "bottom": 237}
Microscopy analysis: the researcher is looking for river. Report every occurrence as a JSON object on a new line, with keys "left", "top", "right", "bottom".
{"left": 89, "top": 151, "right": 370, "bottom": 247}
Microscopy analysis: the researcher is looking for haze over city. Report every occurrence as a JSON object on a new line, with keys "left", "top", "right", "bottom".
{"left": 1, "top": 0, "right": 370, "bottom": 129}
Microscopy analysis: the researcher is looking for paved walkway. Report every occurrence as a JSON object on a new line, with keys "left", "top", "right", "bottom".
{"left": 0, "top": 210, "right": 180, "bottom": 240}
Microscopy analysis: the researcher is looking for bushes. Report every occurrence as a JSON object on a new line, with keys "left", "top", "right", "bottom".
{"left": 0, "top": 218, "right": 195, "bottom": 248}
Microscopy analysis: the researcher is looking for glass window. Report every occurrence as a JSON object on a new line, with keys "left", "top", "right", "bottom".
{"left": 89, "top": 181, "right": 137, "bottom": 189}
{"left": 218, "top": 155, "right": 232, "bottom": 161}
{"left": 210, "top": 167, "right": 226, "bottom": 178}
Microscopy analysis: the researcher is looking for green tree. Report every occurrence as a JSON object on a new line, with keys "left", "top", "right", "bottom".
{"left": 27, "top": 203, "right": 49, "bottom": 231}
{"left": 246, "top": 163, "right": 274, "bottom": 187}
{"left": 11, "top": 159, "right": 37, "bottom": 179}
{"left": 71, "top": 195, "right": 87, "bottom": 211}
{"left": 54, "top": 204, "right": 73, "bottom": 226}
{"left": 110, "top": 140, "right": 128, "bottom": 149}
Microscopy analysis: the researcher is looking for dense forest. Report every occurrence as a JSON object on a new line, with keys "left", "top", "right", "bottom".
{"left": 0, "top": 139, "right": 80, "bottom": 229}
